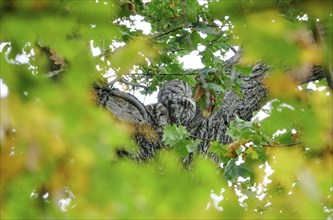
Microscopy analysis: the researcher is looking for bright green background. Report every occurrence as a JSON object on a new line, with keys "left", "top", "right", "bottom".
{"left": 1, "top": 0, "right": 332, "bottom": 219}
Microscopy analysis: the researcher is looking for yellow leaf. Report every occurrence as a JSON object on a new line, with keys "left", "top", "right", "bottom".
{"left": 110, "top": 39, "right": 158, "bottom": 75}
{"left": 268, "top": 147, "right": 304, "bottom": 188}
{"left": 246, "top": 11, "right": 286, "bottom": 37}
{"left": 74, "top": 147, "right": 96, "bottom": 168}
{"left": 304, "top": 91, "right": 333, "bottom": 149}
{"left": 0, "top": 138, "right": 25, "bottom": 190}
{"left": 264, "top": 73, "right": 306, "bottom": 100}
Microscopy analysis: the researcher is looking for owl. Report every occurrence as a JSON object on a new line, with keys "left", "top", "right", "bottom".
{"left": 93, "top": 80, "right": 197, "bottom": 161}
{"left": 157, "top": 80, "right": 196, "bottom": 126}
{"left": 146, "top": 103, "right": 170, "bottom": 127}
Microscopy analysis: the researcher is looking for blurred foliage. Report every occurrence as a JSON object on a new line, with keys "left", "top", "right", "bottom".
{"left": 0, "top": 0, "right": 332, "bottom": 219}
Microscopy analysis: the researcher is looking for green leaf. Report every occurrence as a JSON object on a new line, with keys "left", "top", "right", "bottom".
{"left": 235, "top": 64, "right": 253, "bottom": 76}
{"left": 207, "top": 82, "right": 224, "bottom": 92}
{"left": 174, "top": 140, "right": 191, "bottom": 158}
{"left": 223, "top": 159, "right": 253, "bottom": 181}
{"left": 209, "top": 141, "right": 231, "bottom": 164}
{"left": 275, "top": 129, "right": 293, "bottom": 145}
{"left": 260, "top": 100, "right": 298, "bottom": 136}
{"left": 236, "top": 146, "right": 244, "bottom": 156}
{"left": 234, "top": 11, "right": 301, "bottom": 65}
{"left": 162, "top": 125, "right": 199, "bottom": 157}
{"left": 208, "top": 1, "right": 245, "bottom": 23}
{"left": 209, "top": 141, "right": 226, "bottom": 155}
{"left": 250, "top": 149, "right": 258, "bottom": 160}
{"left": 162, "top": 125, "right": 190, "bottom": 147}
{"left": 185, "top": 0, "right": 200, "bottom": 23}
{"left": 109, "top": 39, "right": 157, "bottom": 75}
{"left": 227, "top": 116, "right": 255, "bottom": 140}
{"left": 186, "top": 139, "right": 200, "bottom": 153}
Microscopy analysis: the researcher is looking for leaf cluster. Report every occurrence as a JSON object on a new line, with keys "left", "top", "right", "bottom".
{"left": 1, "top": 0, "right": 332, "bottom": 219}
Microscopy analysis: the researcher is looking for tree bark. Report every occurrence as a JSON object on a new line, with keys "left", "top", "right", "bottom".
{"left": 188, "top": 63, "right": 269, "bottom": 154}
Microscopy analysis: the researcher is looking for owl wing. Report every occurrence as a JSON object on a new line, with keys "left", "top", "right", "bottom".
{"left": 93, "top": 83, "right": 150, "bottom": 125}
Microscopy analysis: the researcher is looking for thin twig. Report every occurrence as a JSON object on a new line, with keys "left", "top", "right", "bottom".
{"left": 233, "top": 141, "right": 302, "bottom": 162}
{"left": 150, "top": 25, "right": 196, "bottom": 39}
{"left": 108, "top": 76, "right": 148, "bottom": 89}
{"left": 189, "top": 135, "right": 215, "bottom": 142}
{"left": 263, "top": 142, "right": 302, "bottom": 147}
{"left": 165, "top": 48, "right": 186, "bottom": 53}
{"left": 107, "top": 73, "right": 198, "bottom": 78}
{"left": 118, "top": 77, "right": 148, "bottom": 89}
{"left": 223, "top": 34, "right": 233, "bottom": 39}
{"left": 228, "top": 44, "right": 237, "bottom": 53}
{"left": 254, "top": 130, "right": 271, "bottom": 146}
{"left": 189, "top": 134, "right": 230, "bottom": 145}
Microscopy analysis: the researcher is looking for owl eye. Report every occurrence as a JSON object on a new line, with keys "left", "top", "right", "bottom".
{"left": 159, "top": 111, "right": 167, "bottom": 117}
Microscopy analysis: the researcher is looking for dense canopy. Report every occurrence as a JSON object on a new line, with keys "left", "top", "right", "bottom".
{"left": 1, "top": 0, "right": 332, "bottom": 219}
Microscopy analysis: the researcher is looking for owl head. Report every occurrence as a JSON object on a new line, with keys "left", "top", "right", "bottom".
{"left": 157, "top": 80, "right": 196, "bottom": 125}
{"left": 146, "top": 103, "right": 170, "bottom": 126}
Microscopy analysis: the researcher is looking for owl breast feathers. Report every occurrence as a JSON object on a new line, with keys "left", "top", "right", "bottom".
{"left": 157, "top": 80, "right": 196, "bottom": 126}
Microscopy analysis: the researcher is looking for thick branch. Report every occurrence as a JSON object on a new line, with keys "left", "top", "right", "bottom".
{"left": 187, "top": 61, "right": 328, "bottom": 155}
{"left": 94, "top": 59, "right": 330, "bottom": 162}
{"left": 298, "top": 65, "right": 328, "bottom": 85}
{"left": 187, "top": 63, "right": 269, "bottom": 153}
{"left": 324, "top": 65, "right": 333, "bottom": 90}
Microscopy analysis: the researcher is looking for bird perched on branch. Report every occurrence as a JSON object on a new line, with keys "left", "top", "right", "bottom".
{"left": 93, "top": 79, "right": 196, "bottom": 161}
{"left": 157, "top": 80, "right": 196, "bottom": 126}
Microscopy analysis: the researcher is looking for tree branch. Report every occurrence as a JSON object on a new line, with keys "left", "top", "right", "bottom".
{"left": 189, "top": 134, "right": 217, "bottom": 143}
{"left": 298, "top": 65, "right": 328, "bottom": 85}
{"left": 108, "top": 76, "right": 148, "bottom": 89}
{"left": 228, "top": 45, "right": 237, "bottom": 53}
{"left": 325, "top": 65, "right": 333, "bottom": 90}
{"left": 107, "top": 73, "right": 198, "bottom": 77}
{"left": 150, "top": 25, "right": 196, "bottom": 39}
{"left": 263, "top": 142, "right": 302, "bottom": 147}
{"left": 118, "top": 77, "right": 148, "bottom": 89}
